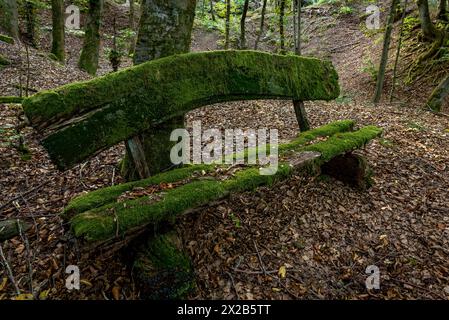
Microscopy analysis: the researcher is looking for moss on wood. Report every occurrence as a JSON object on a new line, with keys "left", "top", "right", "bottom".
{"left": 64, "top": 120, "right": 355, "bottom": 217}
{"left": 0, "top": 34, "right": 14, "bottom": 44}
{"left": 0, "top": 96, "right": 23, "bottom": 104}
{"left": 68, "top": 124, "right": 382, "bottom": 244}
{"left": 132, "top": 232, "right": 195, "bottom": 299}
{"left": 22, "top": 50, "right": 339, "bottom": 170}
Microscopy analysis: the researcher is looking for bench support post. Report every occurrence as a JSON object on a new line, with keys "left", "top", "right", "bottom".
{"left": 293, "top": 100, "right": 310, "bottom": 132}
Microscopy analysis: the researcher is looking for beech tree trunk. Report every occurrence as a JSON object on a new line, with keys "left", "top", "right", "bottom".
{"left": 51, "top": 0, "right": 65, "bottom": 62}
{"left": 417, "top": 0, "right": 437, "bottom": 40}
{"left": 239, "top": 0, "right": 250, "bottom": 49}
{"left": 24, "top": 0, "right": 38, "bottom": 47}
{"left": 225, "top": 0, "right": 231, "bottom": 49}
{"left": 373, "top": 0, "right": 400, "bottom": 103}
{"left": 254, "top": 0, "right": 267, "bottom": 50}
{"left": 124, "top": 0, "right": 197, "bottom": 180}
{"left": 0, "top": 0, "right": 19, "bottom": 38}
{"left": 78, "top": 0, "right": 104, "bottom": 75}
{"left": 279, "top": 0, "right": 286, "bottom": 53}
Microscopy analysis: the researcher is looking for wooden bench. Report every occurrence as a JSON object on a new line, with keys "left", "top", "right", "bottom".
{"left": 20, "top": 50, "right": 382, "bottom": 299}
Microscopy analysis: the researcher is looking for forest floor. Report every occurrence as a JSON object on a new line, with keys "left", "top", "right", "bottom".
{"left": 0, "top": 2, "right": 448, "bottom": 300}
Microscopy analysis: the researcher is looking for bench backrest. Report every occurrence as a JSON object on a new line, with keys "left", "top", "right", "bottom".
{"left": 22, "top": 50, "right": 340, "bottom": 170}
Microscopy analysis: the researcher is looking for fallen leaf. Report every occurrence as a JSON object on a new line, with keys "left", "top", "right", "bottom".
{"left": 278, "top": 265, "right": 286, "bottom": 278}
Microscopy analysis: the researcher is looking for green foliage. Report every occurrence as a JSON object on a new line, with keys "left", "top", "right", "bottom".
{"left": 360, "top": 57, "right": 378, "bottom": 83}
{"left": 378, "top": 138, "right": 395, "bottom": 148}
{"left": 229, "top": 213, "right": 241, "bottom": 228}
{"left": 407, "top": 121, "right": 426, "bottom": 131}
{"left": 338, "top": 6, "right": 353, "bottom": 15}
{"left": 335, "top": 93, "right": 353, "bottom": 104}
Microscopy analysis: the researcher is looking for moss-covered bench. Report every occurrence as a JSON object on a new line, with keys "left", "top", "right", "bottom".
{"left": 20, "top": 50, "right": 382, "bottom": 299}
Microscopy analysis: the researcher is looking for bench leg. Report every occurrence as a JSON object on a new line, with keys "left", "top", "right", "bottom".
{"left": 123, "top": 115, "right": 185, "bottom": 181}
{"left": 321, "top": 152, "right": 373, "bottom": 189}
{"left": 293, "top": 100, "right": 310, "bottom": 132}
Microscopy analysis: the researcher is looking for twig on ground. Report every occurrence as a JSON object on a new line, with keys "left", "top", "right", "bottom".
{"left": 225, "top": 271, "right": 240, "bottom": 300}
{"left": 253, "top": 240, "right": 267, "bottom": 275}
{"left": 0, "top": 243, "right": 21, "bottom": 295}
{"left": 17, "top": 219, "right": 34, "bottom": 296}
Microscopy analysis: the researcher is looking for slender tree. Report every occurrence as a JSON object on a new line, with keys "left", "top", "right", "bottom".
{"left": 51, "top": 0, "right": 65, "bottom": 62}
{"left": 225, "top": 0, "right": 231, "bottom": 49}
{"left": 78, "top": 0, "right": 104, "bottom": 75}
{"left": 279, "top": 0, "right": 286, "bottom": 53}
{"left": 239, "top": 0, "right": 250, "bottom": 49}
{"left": 254, "top": 0, "right": 267, "bottom": 50}
{"left": 125, "top": 0, "right": 197, "bottom": 180}
{"left": 210, "top": 0, "right": 216, "bottom": 21}
{"left": 0, "top": 0, "right": 19, "bottom": 38}
{"left": 390, "top": 0, "right": 408, "bottom": 102}
{"left": 293, "top": 0, "right": 309, "bottom": 131}
{"left": 24, "top": 0, "right": 38, "bottom": 47}
{"left": 373, "top": 0, "right": 400, "bottom": 103}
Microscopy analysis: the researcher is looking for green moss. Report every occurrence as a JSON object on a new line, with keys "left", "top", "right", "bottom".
{"left": 0, "top": 96, "right": 23, "bottom": 104}
{"left": 71, "top": 179, "right": 228, "bottom": 242}
{"left": 65, "top": 120, "right": 354, "bottom": 215}
{"left": 0, "top": 34, "right": 14, "bottom": 44}
{"left": 301, "top": 126, "right": 383, "bottom": 164}
{"left": 69, "top": 124, "right": 382, "bottom": 244}
{"left": 133, "top": 233, "right": 194, "bottom": 299}
{"left": 23, "top": 50, "right": 339, "bottom": 170}
{"left": 63, "top": 164, "right": 215, "bottom": 218}
{"left": 0, "top": 55, "right": 10, "bottom": 66}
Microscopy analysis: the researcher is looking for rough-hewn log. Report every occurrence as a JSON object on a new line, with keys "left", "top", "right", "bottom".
{"left": 132, "top": 232, "right": 195, "bottom": 300}
{"left": 63, "top": 120, "right": 355, "bottom": 219}
{"left": 22, "top": 50, "right": 340, "bottom": 170}
{"left": 0, "top": 96, "right": 22, "bottom": 103}
{"left": 0, "top": 34, "right": 14, "bottom": 44}
{"left": 0, "top": 219, "right": 31, "bottom": 242}
{"left": 67, "top": 123, "right": 381, "bottom": 245}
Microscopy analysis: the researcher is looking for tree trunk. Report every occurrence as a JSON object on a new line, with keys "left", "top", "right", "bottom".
{"left": 129, "top": 0, "right": 134, "bottom": 28}
{"left": 417, "top": 0, "right": 437, "bottom": 40}
{"left": 124, "top": 0, "right": 197, "bottom": 180}
{"left": 292, "top": 1, "right": 308, "bottom": 131}
{"left": 51, "top": 0, "right": 65, "bottom": 62}
{"left": 373, "top": 0, "right": 400, "bottom": 104}
{"left": 426, "top": 73, "right": 449, "bottom": 112}
{"left": 390, "top": 0, "right": 408, "bottom": 102}
{"left": 279, "top": 0, "right": 286, "bottom": 54}
{"left": 254, "top": 0, "right": 267, "bottom": 50}
{"left": 239, "top": 0, "right": 249, "bottom": 49}
{"left": 438, "top": 0, "right": 448, "bottom": 21}
{"left": 210, "top": 0, "right": 215, "bottom": 21}
{"left": 78, "top": 0, "right": 104, "bottom": 75}
{"left": 225, "top": 0, "right": 231, "bottom": 49}
{"left": 296, "top": 0, "right": 302, "bottom": 55}
{"left": 0, "top": 0, "right": 19, "bottom": 38}
{"left": 24, "top": 0, "right": 38, "bottom": 47}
